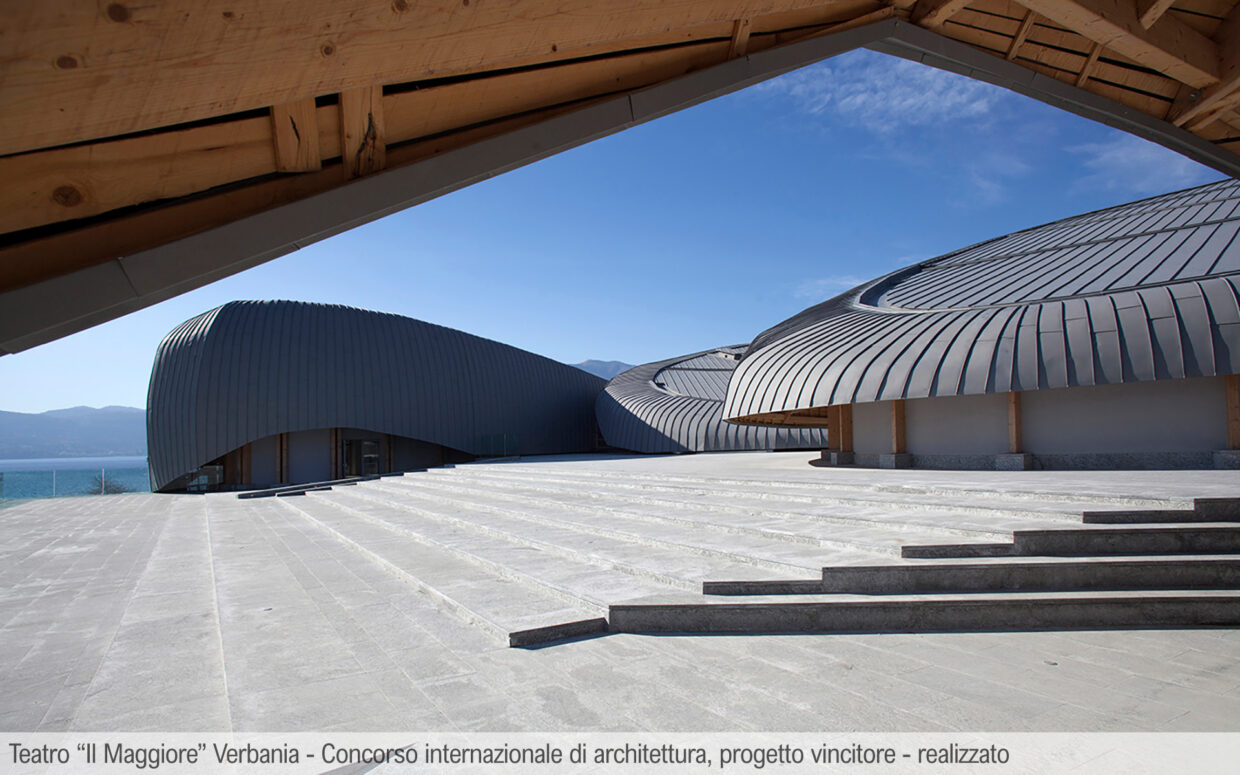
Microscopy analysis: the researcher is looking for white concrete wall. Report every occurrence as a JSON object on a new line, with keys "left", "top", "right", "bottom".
{"left": 852, "top": 400, "right": 892, "bottom": 455}
{"left": 906, "top": 392, "right": 1009, "bottom": 455}
{"left": 1022, "top": 376, "right": 1227, "bottom": 454}
{"left": 288, "top": 428, "right": 330, "bottom": 483}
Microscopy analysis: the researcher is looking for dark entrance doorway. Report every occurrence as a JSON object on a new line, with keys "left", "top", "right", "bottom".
{"left": 343, "top": 439, "right": 380, "bottom": 477}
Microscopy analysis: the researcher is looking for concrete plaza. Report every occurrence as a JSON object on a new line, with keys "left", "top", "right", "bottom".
{"left": 2, "top": 452, "right": 1239, "bottom": 733}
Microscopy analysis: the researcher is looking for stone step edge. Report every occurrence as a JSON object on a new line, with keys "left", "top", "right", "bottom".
{"left": 508, "top": 618, "right": 609, "bottom": 648}
{"left": 444, "top": 463, "right": 1196, "bottom": 510}
{"left": 700, "top": 558, "right": 1240, "bottom": 596}
{"left": 378, "top": 476, "right": 988, "bottom": 556}
{"left": 606, "top": 595, "right": 1240, "bottom": 635}
{"left": 332, "top": 486, "right": 700, "bottom": 593}
{"left": 273, "top": 496, "right": 511, "bottom": 645}
{"left": 901, "top": 526, "right": 1240, "bottom": 559}
{"left": 362, "top": 479, "right": 849, "bottom": 570}
{"left": 423, "top": 468, "right": 1086, "bottom": 526}
{"left": 409, "top": 471, "right": 1025, "bottom": 539}
{"left": 299, "top": 492, "right": 612, "bottom": 618}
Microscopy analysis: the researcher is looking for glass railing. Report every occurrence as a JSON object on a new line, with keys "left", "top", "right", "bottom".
{"left": 0, "top": 458, "right": 150, "bottom": 499}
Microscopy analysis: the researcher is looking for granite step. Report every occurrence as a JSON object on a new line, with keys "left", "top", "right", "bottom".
{"left": 701, "top": 558, "right": 1240, "bottom": 596}
{"left": 902, "top": 525, "right": 1240, "bottom": 558}
{"left": 608, "top": 591, "right": 1240, "bottom": 635}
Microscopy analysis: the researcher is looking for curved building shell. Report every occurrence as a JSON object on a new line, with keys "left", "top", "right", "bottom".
{"left": 597, "top": 347, "right": 829, "bottom": 454}
{"left": 725, "top": 179, "right": 1240, "bottom": 469}
{"left": 147, "top": 301, "right": 604, "bottom": 491}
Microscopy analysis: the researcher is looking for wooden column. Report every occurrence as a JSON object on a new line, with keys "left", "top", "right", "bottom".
{"left": 826, "top": 406, "right": 841, "bottom": 451}
{"left": 891, "top": 399, "right": 907, "bottom": 454}
{"left": 1227, "top": 375, "right": 1240, "bottom": 450}
{"left": 839, "top": 404, "right": 854, "bottom": 453}
{"left": 278, "top": 432, "right": 289, "bottom": 483}
{"left": 329, "top": 428, "right": 340, "bottom": 479}
{"left": 1008, "top": 391, "right": 1023, "bottom": 454}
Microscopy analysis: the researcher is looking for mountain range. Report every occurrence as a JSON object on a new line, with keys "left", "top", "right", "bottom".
{"left": 574, "top": 360, "right": 634, "bottom": 380}
{"left": 0, "top": 406, "right": 147, "bottom": 459}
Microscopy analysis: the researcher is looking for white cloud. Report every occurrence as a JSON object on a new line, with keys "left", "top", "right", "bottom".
{"left": 963, "top": 152, "right": 1034, "bottom": 205}
{"left": 794, "top": 275, "right": 869, "bottom": 298}
{"left": 1069, "top": 133, "right": 1222, "bottom": 195}
{"left": 756, "top": 50, "right": 1006, "bottom": 132}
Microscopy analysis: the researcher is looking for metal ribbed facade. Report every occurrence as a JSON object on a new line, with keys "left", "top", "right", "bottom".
{"left": 147, "top": 301, "right": 604, "bottom": 491}
{"left": 726, "top": 179, "right": 1240, "bottom": 423}
{"left": 597, "top": 347, "right": 829, "bottom": 453}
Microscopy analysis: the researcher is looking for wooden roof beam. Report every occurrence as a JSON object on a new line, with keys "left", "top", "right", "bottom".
{"left": 911, "top": 0, "right": 973, "bottom": 29}
{"left": 1077, "top": 41, "right": 1104, "bottom": 86}
{"left": 728, "top": 18, "right": 753, "bottom": 58}
{"left": 1169, "top": 4, "right": 1240, "bottom": 127}
{"left": 1136, "top": 0, "right": 1176, "bottom": 29}
{"left": 1007, "top": 11, "right": 1038, "bottom": 60}
{"left": 1014, "top": 0, "right": 1219, "bottom": 88}
{"left": 0, "top": 0, "right": 835, "bottom": 157}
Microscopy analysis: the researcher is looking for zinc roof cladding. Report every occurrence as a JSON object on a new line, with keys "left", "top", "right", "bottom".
{"left": 724, "top": 179, "right": 1240, "bottom": 422}
{"left": 597, "top": 347, "right": 829, "bottom": 454}
{"left": 146, "top": 300, "right": 605, "bottom": 491}
{"left": 651, "top": 347, "right": 743, "bottom": 400}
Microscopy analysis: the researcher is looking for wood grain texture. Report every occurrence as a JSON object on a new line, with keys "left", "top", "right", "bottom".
{"left": 0, "top": 0, "right": 831, "bottom": 156}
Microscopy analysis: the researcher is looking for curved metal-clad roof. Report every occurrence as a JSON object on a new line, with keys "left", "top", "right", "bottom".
{"left": 726, "top": 179, "right": 1240, "bottom": 424}
{"left": 147, "top": 300, "right": 604, "bottom": 491}
{"left": 597, "top": 346, "right": 829, "bottom": 453}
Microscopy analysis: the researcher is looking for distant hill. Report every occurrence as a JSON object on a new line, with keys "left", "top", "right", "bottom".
{"left": 0, "top": 406, "right": 146, "bottom": 459}
{"left": 574, "top": 360, "right": 634, "bottom": 380}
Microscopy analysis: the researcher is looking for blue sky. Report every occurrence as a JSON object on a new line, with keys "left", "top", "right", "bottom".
{"left": 0, "top": 49, "right": 1224, "bottom": 414}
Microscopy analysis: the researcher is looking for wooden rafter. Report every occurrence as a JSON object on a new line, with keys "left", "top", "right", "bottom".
{"left": 1077, "top": 40, "right": 1104, "bottom": 86}
{"left": 340, "top": 86, "right": 385, "bottom": 179}
{"left": 1136, "top": 0, "right": 1177, "bottom": 29}
{"left": 1014, "top": 0, "right": 1219, "bottom": 87}
{"left": 1168, "top": 4, "right": 1240, "bottom": 127}
{"left": 911, "top": 0, "right": 974, "bottom": 28}
{"left": 271, "top": 99, "right": 322, "bottom": 173}
{"left": 0, "top": 40, "right": 733, "bottom": 237}
{"left": 1007, "top": 10, "right": 1038, "bottom": 60}
{"left": 0, "top": 0, "right": 835, "bottom": 157}
{"left": 729, "top": 17, "right": 754, "bottom": 57}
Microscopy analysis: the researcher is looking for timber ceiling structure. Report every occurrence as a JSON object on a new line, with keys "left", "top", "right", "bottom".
{"left": 4, "top": 0, "right": 1240, "bottom": 354}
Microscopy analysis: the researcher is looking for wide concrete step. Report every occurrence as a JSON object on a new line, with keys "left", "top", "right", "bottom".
{"left": 1082, "top": 509, "right": 1211, "bottom": 524}
{"left": 275, "top": 495, "right": 605, "bottom": 647}
{"left": 1083, "top": 498, "right": 1240, "bottom": 524}
{"left": 451, "top": 462, "right": 1195, "bottom": 511}
{"left": 373, "top": 476, "right": 880, "bottom": 568}
{"left": 432, "top": 467, "right": 1093, "bottom": 527}
{"left": 424, "top": 467, "right": 1044, "bottom": 540}
{"left": 701, "top": 558, "right": 1240, "bottom": 596}
{"left": 608, "top": 592, "right": 1240, "bottom": 635}
{"left": 400, "top": 474, "right": 1020, "bottom": 560}
{"left": 326, "top": 485, "right": 761, "bottom": 594}
{"left": 902, "top": 525, "right": 1240, "bottom": 558}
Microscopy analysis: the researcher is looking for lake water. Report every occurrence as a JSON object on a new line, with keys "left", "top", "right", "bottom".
{"left": 0, "top": 456, "right": 150, "bottom": 499}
